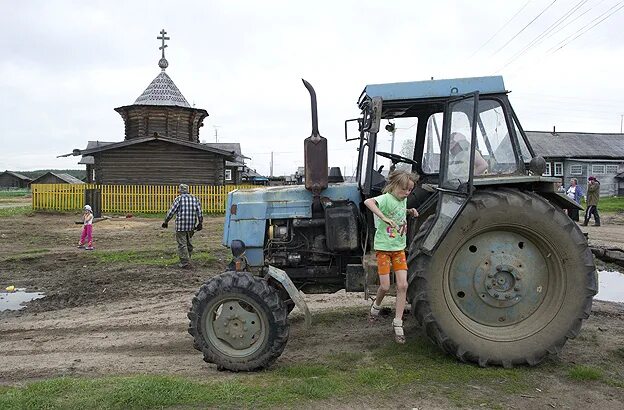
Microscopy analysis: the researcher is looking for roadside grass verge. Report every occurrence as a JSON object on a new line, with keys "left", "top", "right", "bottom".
{"left": 0, "top": 310, "right": 537, "bottom": 409}
{"left": 581, "top": 196, "right": 624, "bottom": 213}
{"left": 0, "top": 206, "right": 32, "bottom": 218}
{"left": 0, "top": 249, "right": 51, "bottom": 262}
{"left": 92, "top": 249, "right": 216, "bottom": 267}
{"left": 0, "top": 189, "right": 30, "bottom": 198}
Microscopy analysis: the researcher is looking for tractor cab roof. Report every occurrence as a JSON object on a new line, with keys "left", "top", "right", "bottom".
{"left": 359, "top": 76, "right": 508, "bottom": 118}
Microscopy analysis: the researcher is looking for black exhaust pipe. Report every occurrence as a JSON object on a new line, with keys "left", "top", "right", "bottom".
{"left": 302, "top": 79, "right": 328, "bottom": 202}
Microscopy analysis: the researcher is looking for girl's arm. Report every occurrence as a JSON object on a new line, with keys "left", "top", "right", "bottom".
{"left": 407, "top": 208, "right": 419, "bottom": 218}
{"left": 86, "top": 213, "right": 93, "bottom": 223}
{"left": 364, "top": 198, "right": 398, "bottom": 229}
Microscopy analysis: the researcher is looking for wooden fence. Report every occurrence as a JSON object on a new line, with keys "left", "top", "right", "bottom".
{"left": 31, "top": 184, "right": 256, "bottom": 214}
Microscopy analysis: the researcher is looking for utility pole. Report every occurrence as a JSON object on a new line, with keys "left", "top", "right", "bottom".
{"left": 620, "top": 115, "right": 623, "bottom": 133}
{"left": 270, "top": 152, "right": 274, "bottom": 177}
{"left": 213, "top": 126, "right": 220, "bottom": 143}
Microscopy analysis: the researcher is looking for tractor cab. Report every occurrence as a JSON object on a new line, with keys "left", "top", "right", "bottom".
{"left": 349, "top": 76, "right": 541, "bottom": 251}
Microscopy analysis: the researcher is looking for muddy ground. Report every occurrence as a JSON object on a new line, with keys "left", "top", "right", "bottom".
{"left": 0, "top": 202, "right": 623, "bottom": 408}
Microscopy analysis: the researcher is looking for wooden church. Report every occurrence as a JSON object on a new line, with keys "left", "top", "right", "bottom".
{"left": 63, "top": 30, "right": 235, "bottom": 185}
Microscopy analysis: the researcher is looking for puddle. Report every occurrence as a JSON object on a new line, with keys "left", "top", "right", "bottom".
{"left": 0, "top": 289, "right": 45, "bottom": 312}
{"left": 596, "top": 270, "right": 624, "bottom": 303}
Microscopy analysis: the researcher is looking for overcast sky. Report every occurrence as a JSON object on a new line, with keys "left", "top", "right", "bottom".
{"left": 2, "top": 0, "right": 623, "bottom": 177}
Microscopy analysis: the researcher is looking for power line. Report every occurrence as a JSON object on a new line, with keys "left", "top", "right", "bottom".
{"left": 550, "top": 1, "right": 624, "bottom": 53}
{"left": 469, "top": 0, "right": 532, "bottom": 58}
{"left": 491, "top": 0, "right": 559, "bottom": 57}
{"left": 542, "top": 0, "right": 608, "bottom": 41}
{"left": 496, "top": 0, "right": 589, "bottom": 71}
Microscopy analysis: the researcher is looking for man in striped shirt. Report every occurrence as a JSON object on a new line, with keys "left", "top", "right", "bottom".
{"left": 162, "top": 184, "right": 203, "bottom": 268}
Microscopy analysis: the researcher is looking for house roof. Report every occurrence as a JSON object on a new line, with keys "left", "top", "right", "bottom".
{"left": 203, "top": 142, "right": 250, "bottom": 166}
{"left": 59, "top": 136, "right": 237, "bottom": 161}
{"left": 1, "top": 170, "right": 32, "bottom": 181}
{"left": 30, "top": 172, "right": 85, "bottom": 184}
{"left": 242, "top": 168, "right": 268, "bottom": 180}
{"left": 526, "top": 131, "right": 624, "bottom": 159}
{"left": 134, "top": 71, "right": 191, "bottom": 108}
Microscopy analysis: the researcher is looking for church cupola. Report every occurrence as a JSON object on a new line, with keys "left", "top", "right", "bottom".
{"left": 114, "top": 29, "right": 208, "bottom": 142}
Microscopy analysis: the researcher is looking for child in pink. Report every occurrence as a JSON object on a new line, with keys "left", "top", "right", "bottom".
{"left": 78, "top": 205, "right": 94, "bottom": 250}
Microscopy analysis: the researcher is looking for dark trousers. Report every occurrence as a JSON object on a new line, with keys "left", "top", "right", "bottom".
{"left": 568, "top": 208, "right": 580, "bottom": 222}
{"left": 176, "top": 231, "right": 195, "bottom": 265}
{"left": 584, "top": 205, "right": 601, "bottom": 226}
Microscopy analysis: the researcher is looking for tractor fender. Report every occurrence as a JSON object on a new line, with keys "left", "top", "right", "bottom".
{"left": 266, "top": 265, "right": 311, "bottom": 329}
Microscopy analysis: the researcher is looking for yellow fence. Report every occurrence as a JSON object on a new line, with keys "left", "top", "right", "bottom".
{"left": 31, "top": 184, "right": 256, "bottom": 214}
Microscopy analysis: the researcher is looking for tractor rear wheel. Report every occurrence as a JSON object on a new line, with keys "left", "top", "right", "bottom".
{"left": 408, "top": 189, "right": 597, "bottom": 367}
{"left": 188, "top": 271, "right": 289, "bottom": 371}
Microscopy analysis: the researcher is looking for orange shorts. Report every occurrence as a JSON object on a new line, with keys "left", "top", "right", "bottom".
{"left": 375, "top": 250, "right": 407, "bottom": 275}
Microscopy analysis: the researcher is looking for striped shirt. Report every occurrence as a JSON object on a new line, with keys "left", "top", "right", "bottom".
{"left": 165, "top": 193, "right": 203, "bottom": 232}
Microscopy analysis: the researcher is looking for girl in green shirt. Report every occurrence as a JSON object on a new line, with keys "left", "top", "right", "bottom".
{"left": 364, "top": 170, "right": 419, "bottom": 343}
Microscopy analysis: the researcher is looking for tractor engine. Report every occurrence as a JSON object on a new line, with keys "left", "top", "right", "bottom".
{"left": 264, "top": 201, "right": 360, "bottom": 288}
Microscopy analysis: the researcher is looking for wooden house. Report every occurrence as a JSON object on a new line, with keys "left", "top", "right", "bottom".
{"left": 526, "top": 131, "right": 624, "bottom": 196}
{"left": 204, "top": 143, "right": 249, "bottom": 184}
{"left": 0, "top": 171, "right": 32, "bottom": 188}
{"left": 61, "top": 31, "right": 235, "bottom": 185}
{"left": 30, "top": 172, "right": 85, "bottom": 185}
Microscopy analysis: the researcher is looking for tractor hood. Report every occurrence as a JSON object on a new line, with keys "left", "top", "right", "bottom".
{"left": 223, "top": 183, "right": 361, "bottom": 265}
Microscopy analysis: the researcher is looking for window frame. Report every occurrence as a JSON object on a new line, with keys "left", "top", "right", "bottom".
{"left": 606, "top": 164, "right": 619, "bottom": 174}
{"left": 592, "top": 164, "right": 605, "bottom": 175}
{"left": 569, "top": 165, "right": 583, "bottom": 175}
{"left": 554, "top": 162, "right": 563, "bottom": 176}
{"left": 545, "top": 162, "right": 552, "bottom": 176}
{"left": 225, "top": 169, "right": 233, "bottom": 181}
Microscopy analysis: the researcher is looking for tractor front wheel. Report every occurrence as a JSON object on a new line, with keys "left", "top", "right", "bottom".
{"left": 188, "top": 271, "right": 289, "bottom": 371}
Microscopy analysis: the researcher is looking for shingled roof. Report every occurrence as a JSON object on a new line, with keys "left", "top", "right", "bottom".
{"left": 526, "top": 131, "right": 624, "bottom": 159}
{"left": 134, "top": 71, "right": 191, "bottom": 108}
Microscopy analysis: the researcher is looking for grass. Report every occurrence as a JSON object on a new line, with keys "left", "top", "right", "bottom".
{"left": 0, "top": 348, "right": 532, "bottom": 410}
{"left": 0, "top": 206, "right": 32, "bottom": 218}
{"left": 581, "top": 195, "right": 624, "bottom": 213}
{"left": 0, "top": 249, "right": 51, "bottom": 262}
{"left": 568, "top": 365, "right": 603, "bottom": 381}
{"left": 92, "top": 249, "right": 216, "bottom": 266}
{"left": 0, "top": 189, "right": 29, "bottom": 198}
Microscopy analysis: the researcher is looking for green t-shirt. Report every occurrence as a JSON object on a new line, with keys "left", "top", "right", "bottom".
{"left": 372, "top": 192, "right": 408, "bottom": 251}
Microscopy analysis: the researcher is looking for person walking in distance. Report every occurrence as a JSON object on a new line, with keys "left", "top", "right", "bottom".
{"left": 364, "top": 170, "right": 419, "bottom": 344}
{"left": 583, "top": 176, "right": 601, "bottom": 226}
{"left": 565, "top": 178, "right": 583, "bottom": 222}
{"left": 162, "top": 184, "right": 203, "bottom": 268}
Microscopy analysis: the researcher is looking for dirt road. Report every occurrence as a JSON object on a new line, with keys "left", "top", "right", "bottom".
{"left": 1, "top": 211, "right": 623, "bottom": 408}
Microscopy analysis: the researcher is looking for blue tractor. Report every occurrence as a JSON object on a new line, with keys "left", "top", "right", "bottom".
{"left": 188, "top": 77, "right": 597, "bottom": 371}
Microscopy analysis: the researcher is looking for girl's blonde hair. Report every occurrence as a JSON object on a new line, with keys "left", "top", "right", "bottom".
{"left": 382, "top": 169, "right": 419, "bottom": 194}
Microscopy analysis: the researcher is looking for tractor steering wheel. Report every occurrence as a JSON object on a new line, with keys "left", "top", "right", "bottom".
{"left": 376, "top": 151, "right": 419, "bottom": 168}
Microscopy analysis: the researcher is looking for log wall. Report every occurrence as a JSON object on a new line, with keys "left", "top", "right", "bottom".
{"left": 93, "top": 140, "right": 225, "bottom": 185}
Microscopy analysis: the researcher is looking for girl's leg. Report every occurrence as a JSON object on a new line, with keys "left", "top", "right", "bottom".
{"left": 79, "top": 226, "right": 87, "bottom": 245}
{"left": 369, "top": 274, "right": 390, "bottom": 322}
{"left": 375, "top": 274, "right": 391, "bottom": 305}
{"left": 85, "top": 225, "right": 93, "bottom": 247}
{"left": 394, "top": 269, "right": 408, "bottom": 320}
{"left": 392, "top": 270, "right": 408, "bottom": 344}
{"left": 370, "top": 252, "right": 391, "bottom": 321}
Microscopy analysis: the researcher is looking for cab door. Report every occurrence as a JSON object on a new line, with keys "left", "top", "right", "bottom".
{"left": 421, "top": 92, "right": 479, "bottom": 253}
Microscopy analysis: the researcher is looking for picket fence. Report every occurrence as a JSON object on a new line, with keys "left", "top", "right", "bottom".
{"left": 31, "top": 184, "right": 255, "bottom": 214}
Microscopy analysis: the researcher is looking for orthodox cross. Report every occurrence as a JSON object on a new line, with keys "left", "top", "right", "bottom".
{"left": 157, "top": 29, "right": 170, "bottom": 58}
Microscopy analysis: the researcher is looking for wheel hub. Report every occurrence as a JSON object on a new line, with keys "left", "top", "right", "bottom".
{"left": 448, "top": 230, "right": 549, "bottom": 328}
{"left": 212, "top": 301, "right": 262, "bottom": 350}
{"left": 478, "top": 263, "right": 523, "bottom": 307}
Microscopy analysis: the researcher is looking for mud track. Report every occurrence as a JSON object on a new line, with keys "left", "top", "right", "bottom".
{"left": 1, "top": 212, "right": 623, "bottom": 408}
